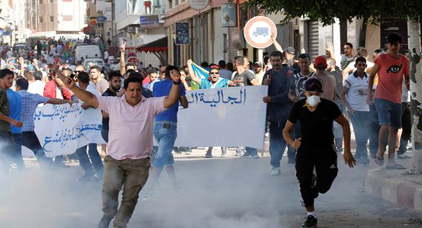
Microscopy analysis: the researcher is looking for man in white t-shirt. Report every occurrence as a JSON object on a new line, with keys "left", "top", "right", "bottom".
{"left": 340, "top": 57, "right": 371, "bottom": 166}
{"left": 27, "top": 71, "right": 45, "bottom": 96}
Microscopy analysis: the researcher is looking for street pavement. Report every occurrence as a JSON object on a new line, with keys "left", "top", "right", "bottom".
{"left": 0, "top": 148, "right": 422, "bottom": 228}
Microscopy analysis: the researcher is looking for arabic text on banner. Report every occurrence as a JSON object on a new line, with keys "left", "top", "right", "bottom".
{"left": 33, "top": 104, "right": 105, "bottom": 157}
{"left": 173, "top": 86, "right": 268, "bottom": 149}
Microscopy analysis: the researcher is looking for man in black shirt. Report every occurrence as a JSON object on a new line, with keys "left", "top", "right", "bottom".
{"left": 101, "top": 71, "right": 122, "bottom": 143}
{"left": 283, "top": 78, "right": 355, "bottom": 228}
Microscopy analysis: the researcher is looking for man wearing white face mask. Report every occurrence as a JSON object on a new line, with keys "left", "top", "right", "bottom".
{"left": 283, "top": 78, "right": 355, "bottom": 228}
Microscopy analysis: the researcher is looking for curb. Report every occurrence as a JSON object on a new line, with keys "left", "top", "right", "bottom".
{"left": 364, "top": 169, "right": 422, "bottom": 211}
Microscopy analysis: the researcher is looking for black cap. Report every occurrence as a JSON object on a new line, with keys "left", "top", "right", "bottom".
{"left": 285, "top": 46, "right": 295, "bottom": 54}
{"left": 304, "top": 78, "right": 323, "bottom": 93}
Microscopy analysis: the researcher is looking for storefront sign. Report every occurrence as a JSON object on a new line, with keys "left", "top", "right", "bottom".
{"left": 140, "top": 15, "right": 160, "bottom": 29}
{"left": 188, "top": 0, "right": 209, "bottom": 11}
{"left": 175, "top": 22, "right": 190, "bottom": 45}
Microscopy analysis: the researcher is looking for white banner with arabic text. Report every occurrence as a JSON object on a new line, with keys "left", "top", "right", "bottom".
{"left": 33, "top": 104, "right": 105, "bottom": 157}
{"left": 174, "top": 86, "right": 268, "bottom": 149}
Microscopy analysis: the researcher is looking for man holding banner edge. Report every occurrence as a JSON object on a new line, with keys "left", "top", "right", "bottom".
{"left": 61, "top": 67, "right": 182, "bottom": 228}
{"left": 187, "top": 59, "right": 234, "bottom": 157}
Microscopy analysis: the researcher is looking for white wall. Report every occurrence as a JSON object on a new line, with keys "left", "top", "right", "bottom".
{"left": 57, "top": 0, "right": 86, "bottom": 32}
{"left": 213, "top": 9, "right": 225, "bottom": 63}
{"left": 317, "top": 20, "right": 341, "bottom": 62}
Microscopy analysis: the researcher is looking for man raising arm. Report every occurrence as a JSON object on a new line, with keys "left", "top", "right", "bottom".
{"left": 62, "top": 66, "right": 181, "bottom": 228}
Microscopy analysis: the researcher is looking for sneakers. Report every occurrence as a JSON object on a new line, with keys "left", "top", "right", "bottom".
{"left": 398, "top": 153, "right": 412, "bottom": 159}
{"left": 241, "top": 153, "right": 259, "bottom": 159}
{"left": 97, "top": 215, "right": 113, "bottom": 228}
{"left": 235, "top": 149, "right": 243, "bottom": 156}
{"left": 356, "top": 156, "right": 371, "bottom": 166}
{"left": 205, "top": 152, "right": 212, "bottom": 158}
{"left": 361, "top": 156, "right": 371, "bottom": 166}
{"left": 269, "top": 166, "right": 280, "bottom": 176}
{"left": 302, "top": 215, "right": 318, "bottom": 228}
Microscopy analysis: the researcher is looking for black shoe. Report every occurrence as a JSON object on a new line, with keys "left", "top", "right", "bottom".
{"left": 302, "top": 215, "right": 318, "bottom": 228}
{"left": 205, "top": 152, "right": 212, "bottom": 158}
{"left": 98, "top": 215, "right": 113, "bottom": 228}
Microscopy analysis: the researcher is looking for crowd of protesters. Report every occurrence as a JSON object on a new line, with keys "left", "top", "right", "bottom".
{"left": 0, "top": 32, "right": 415, "bottom": 228}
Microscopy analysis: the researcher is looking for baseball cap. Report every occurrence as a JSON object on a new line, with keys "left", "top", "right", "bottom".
{"left": 285, "top": 47, "right": 295, "bottom": 54}
{"left": 314, "top": 56, "right": 327, "bottom": 69}
{"left": 304, "top": 78, "right": 323, "bottom": 93}
{"left": 254, "top": 62, "right": 262, "bottom": 67}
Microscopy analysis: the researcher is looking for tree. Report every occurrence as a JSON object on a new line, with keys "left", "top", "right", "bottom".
{"left": 243, "top": 0, "right": 422, "bottom": 25}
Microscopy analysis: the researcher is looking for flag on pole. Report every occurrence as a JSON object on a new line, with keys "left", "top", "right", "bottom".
{"left": 191, "top": 62, "right": 209, "bottom": 80}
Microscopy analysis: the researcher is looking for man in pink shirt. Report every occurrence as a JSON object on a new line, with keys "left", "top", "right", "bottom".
{"left": 63, "top": 67, "right": 182, "bottom": 228}
{"left": 367, "top": 33, "right": 410, "bottom": 170}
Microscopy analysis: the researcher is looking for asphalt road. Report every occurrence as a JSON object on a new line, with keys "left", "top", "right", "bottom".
{"left": 0, "top": 151, "right": 421, "bottom": 228}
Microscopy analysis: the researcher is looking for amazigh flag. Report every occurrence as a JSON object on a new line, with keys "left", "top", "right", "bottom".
{"left": 191, "top": 62, "right": 209, "bottom": 80}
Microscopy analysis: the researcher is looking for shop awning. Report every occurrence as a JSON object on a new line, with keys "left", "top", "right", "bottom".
{"left": 137, "top": 37, "right": 168, "bottom": 53}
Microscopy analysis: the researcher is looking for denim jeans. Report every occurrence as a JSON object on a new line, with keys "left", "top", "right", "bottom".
{"left": 11, "top": 133, "right": 25, "bottom": 170}
{"left": 152, "top": 121, "right": 177, "bottom": 171}
{"left": 368, "top": 104, "right": 380, "bottom": 157}
{"left": 76, "top": 143, "right": 103, "bottom": 176}
{"left": 349, "top": 111, "right": 370, "bottom": 158}
{"left": 374, "top": 98, "right": 402, "bottom": 128}
{"left": 269, "top": 120, "right": 295, "bottom": 167}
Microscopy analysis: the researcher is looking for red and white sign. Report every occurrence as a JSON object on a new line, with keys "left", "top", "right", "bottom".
{"left": 244, "top": 16, "right": 277, "bottom": 49}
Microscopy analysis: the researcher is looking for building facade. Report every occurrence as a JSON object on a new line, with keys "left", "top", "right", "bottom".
{"left": 26, "top": 0, "right": 86, "bottom": 39}
{"left": 85, "top": 0, "right": 112, "bottom": 41}
{"left": 112, "top": 0, "right": 166, "bottom": 67}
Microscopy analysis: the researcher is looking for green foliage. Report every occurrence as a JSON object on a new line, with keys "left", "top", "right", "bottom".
{"left": 243, "top": 0, "right": 422, "bottom": 25}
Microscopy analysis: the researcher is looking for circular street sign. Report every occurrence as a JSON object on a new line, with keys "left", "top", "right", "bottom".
{"left": 189, "top": 0, "right": 209, "bottom": 11}
{"left": 244, "top": 16, "right": 277, "bottom": 49}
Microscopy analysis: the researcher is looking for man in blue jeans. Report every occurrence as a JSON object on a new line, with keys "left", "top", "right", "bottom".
{"left": 367, "top": 33, "right": 410, "bottom": 169}
{"left": 262, "top": 51, "right": 295, "bottom": 176}
{"left": 7, "top": 80, "right": 25, "bottom": 171}
{"left": 145, "top": 66, "right": 188, "bottom": 197}
{"left": 340, "top": 57, "right": 371, "bottom": 166}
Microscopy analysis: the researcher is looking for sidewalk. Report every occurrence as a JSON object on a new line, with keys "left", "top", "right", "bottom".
{"left": 364, "top": 152, "right": 422, "bottom": 211}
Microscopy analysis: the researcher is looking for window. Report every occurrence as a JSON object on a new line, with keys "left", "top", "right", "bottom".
{"left": 50, "top": 16, "right": 54, "bottom": 22}
{"left": 39, "top": 16, "right": 43, "bottom": 23}
{"left": 63, "top": 15, "right": 72, "bottom": 21}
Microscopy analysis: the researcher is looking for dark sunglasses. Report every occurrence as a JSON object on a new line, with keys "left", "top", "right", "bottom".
{"left": 210, "top": 72, "right": 219, "bottom": 75}
{"left": 74, "top": 71, "right": 82, "bottom": 74}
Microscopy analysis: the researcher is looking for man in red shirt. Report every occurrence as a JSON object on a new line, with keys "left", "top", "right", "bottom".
{"left": 367, "top": 33, "right": 410, "bottom": 170}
